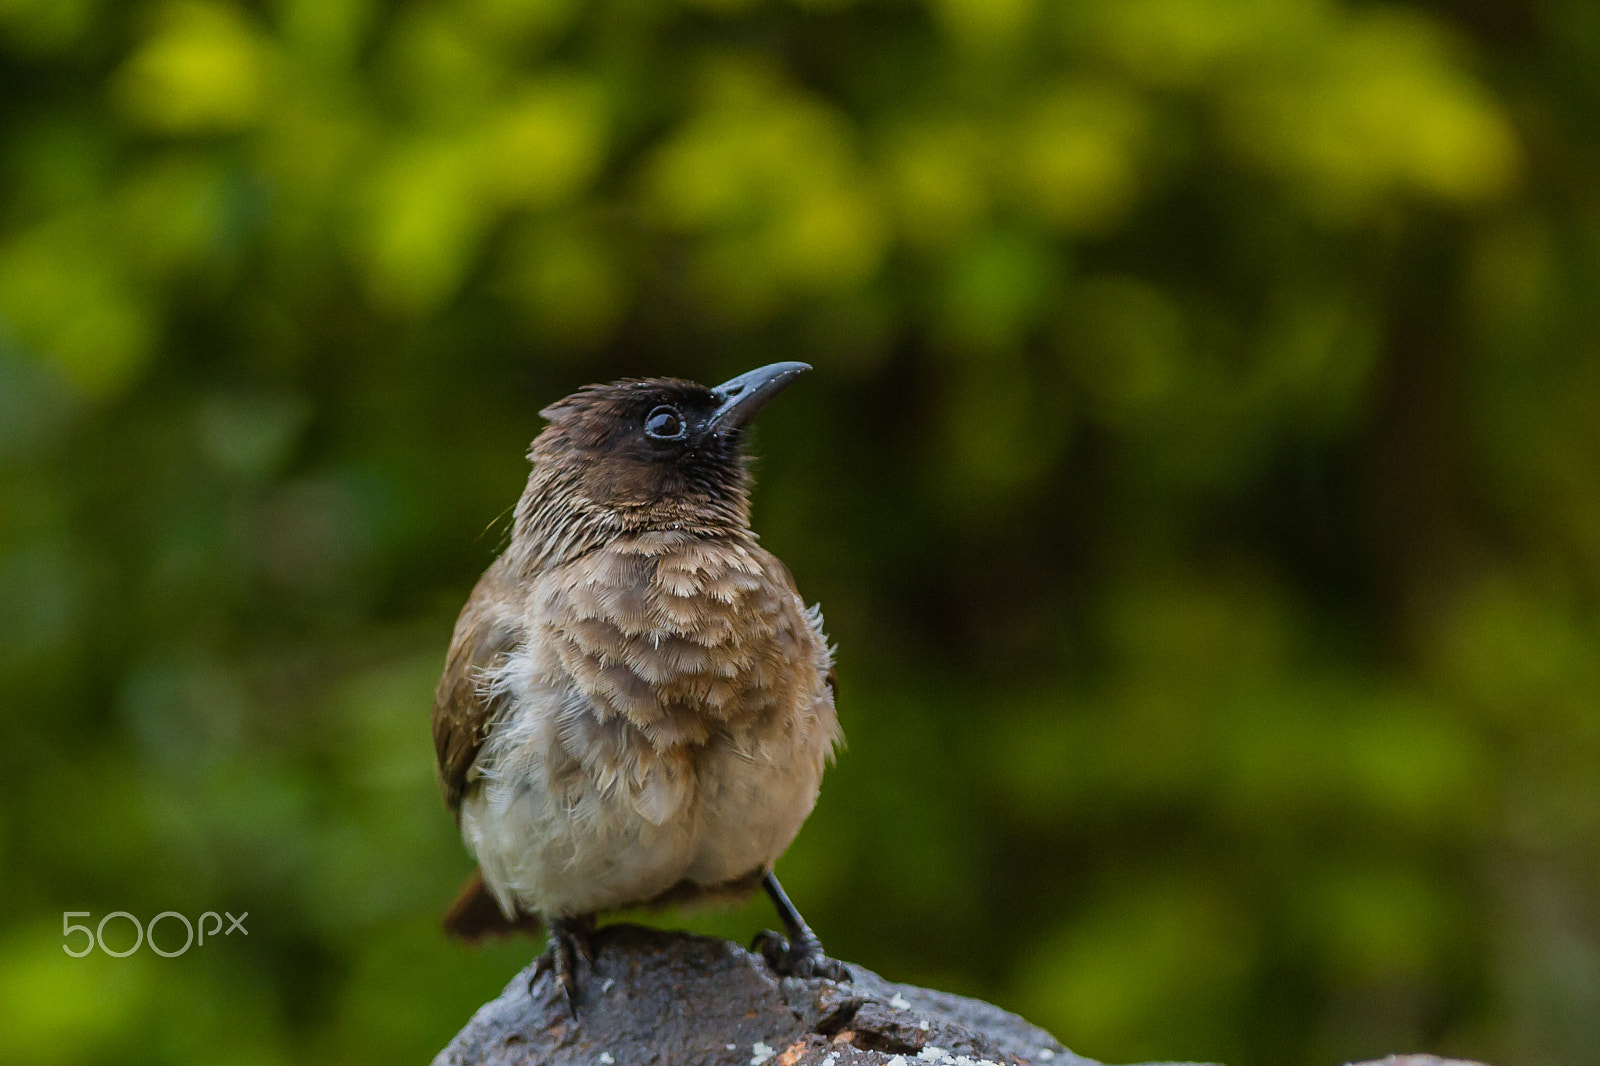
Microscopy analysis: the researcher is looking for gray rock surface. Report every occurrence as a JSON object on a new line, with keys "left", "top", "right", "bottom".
{"left": 434, "top": 924, "right": 1172, "bottom": 1066}
{"left": 1345, "top": 1059, "right": 1489, "bottom": 1066}
{"left": 432, "top": 924, "right": 1486, "bottom": 1066}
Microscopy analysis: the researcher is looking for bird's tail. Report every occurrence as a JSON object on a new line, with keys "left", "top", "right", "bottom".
{"left": 442, "top": 868, "right": 542, "bottom": 942}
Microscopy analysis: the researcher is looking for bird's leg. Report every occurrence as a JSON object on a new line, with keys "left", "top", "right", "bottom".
{"left": 753, "top": 872, "right": 850, "bottom": 981}
{"left": 529, "top": 913, "right": 596, "bottom": 1017}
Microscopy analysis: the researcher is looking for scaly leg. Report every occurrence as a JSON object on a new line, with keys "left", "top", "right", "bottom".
{"left": 529, "top": 913, "right": 596, "bottom": 1018}
{"left": 752, "top": 872, "right": 850, "bottom": 981}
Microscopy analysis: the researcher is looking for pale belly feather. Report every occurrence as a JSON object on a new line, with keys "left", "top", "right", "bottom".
{"left": 458, "top": 532, "right": 838, "bottom": 920}
{"left": 461, "top": 684, "right": 828, "bottom": 917}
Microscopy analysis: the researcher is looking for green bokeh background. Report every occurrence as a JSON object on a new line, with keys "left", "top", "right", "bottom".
{"left": 2, "top": 1, "right": 1598, "bottom": 1064}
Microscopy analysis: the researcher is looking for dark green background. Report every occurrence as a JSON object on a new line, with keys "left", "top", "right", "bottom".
{"left": 2, "top": 1, "right": 1597, "bottom": 1064}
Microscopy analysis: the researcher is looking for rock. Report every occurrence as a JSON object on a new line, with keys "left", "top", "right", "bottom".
{"left": 1346, "top": 1059, "right": 1490, "bottom": 1066}
{"left": 433, "top": 924, "right": 1202, "bottom": 1066}
{"left": 431, "top": 924, "right": 1494, "bottom": 1066}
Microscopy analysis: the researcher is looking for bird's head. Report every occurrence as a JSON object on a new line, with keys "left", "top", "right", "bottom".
{"left": 513, "top": 362, "right": 810, "bottom": 567}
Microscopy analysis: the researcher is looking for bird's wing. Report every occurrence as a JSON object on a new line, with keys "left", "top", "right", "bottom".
{"left": 432, "top": 555, "right": 522, "bottom": 818}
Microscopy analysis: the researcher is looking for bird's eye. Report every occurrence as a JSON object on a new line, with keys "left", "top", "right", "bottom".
{"left": 644, "top": 405, "right": 686, "bottom": 440}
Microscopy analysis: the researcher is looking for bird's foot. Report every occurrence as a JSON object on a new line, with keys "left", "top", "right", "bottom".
{"left": 529, "top": 914, "right": 596, "bottom": 1018}
{"left": 753, "top": 929, "right": 850, "bottom": 982}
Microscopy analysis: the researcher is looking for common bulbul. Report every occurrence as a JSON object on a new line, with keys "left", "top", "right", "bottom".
{"left": 432, "top": 362, "right": 846, "bottom": 1015}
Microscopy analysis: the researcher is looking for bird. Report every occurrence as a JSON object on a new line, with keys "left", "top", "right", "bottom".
{"left": 431, "top": 361, "right": 847, "bottom": 1016}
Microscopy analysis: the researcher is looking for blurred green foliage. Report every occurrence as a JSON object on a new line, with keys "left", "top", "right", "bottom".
{"left": 1, "top": 1, "right": 1597, "bottom": 1064}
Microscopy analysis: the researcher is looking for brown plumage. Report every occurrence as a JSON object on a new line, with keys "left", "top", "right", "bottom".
{"left": 431, "top": 363, "right": 846, "bottom": 1014}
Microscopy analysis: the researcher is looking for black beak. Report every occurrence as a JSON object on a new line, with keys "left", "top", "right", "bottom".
{"left": 707, "top": 362, "right": 811, "bottom": 433}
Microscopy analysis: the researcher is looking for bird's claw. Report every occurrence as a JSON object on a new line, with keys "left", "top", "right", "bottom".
{"left": 753, "top": 929, "right": 851, "bottom": 982}
{"left": 529, "top": 917, "right": 595, "bottom": 1018}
